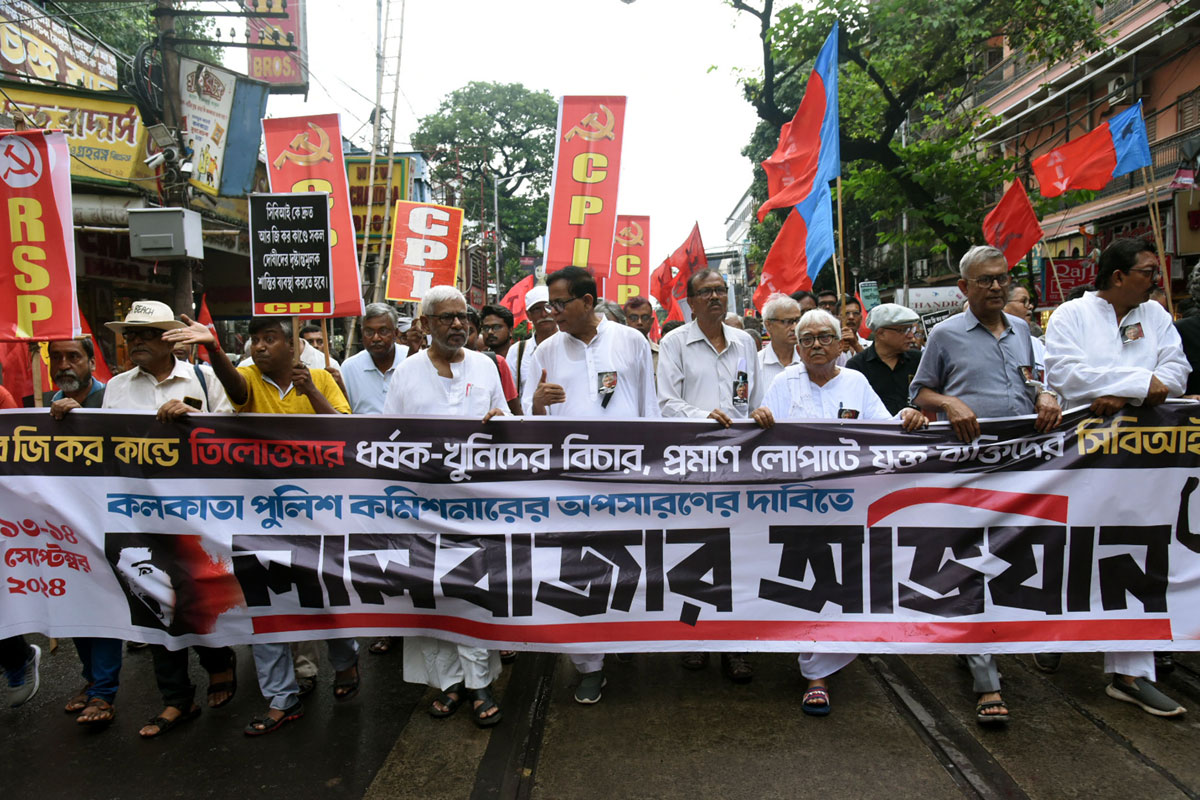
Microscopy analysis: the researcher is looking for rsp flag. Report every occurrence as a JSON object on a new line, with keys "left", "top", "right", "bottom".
{"left": 0, "top": 130, "right": 78, "bottom": 341}
{"left": 384, "top": 200, "right": 464, "bottom": 302}
{"left": 543, "top": 96, "right": 626, "bottom": 279}
{"left": 603, "top": 215, "right": 650, "bottom": 305}
{"left": 262, "top": 114, "right": 364, "bottom": 317}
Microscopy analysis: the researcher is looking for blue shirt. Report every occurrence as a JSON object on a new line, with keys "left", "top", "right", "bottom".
{"left": 909, "top": 308, "right": 1037, "bottom": 419}
{"left": 342, "top": 344, "right": 405, "bottom": 414}
{"left": 51, "top": 377, "right": 106, "bottom": 407}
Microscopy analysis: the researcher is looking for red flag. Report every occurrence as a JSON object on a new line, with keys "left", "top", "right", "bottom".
{"left": 853, "top": 292, "right": 871, "bottom": 339}
{"left": 982, "top": 180, "right": 1043, "bottom": 268}
{"left": 500, "top": 275, "right": 535, "bottom": 327}
{"left": 650, "top": 260, "right": 680, "bottom": 321}
{"left": 649, "top": 312, "right": 662, "bottom": 343}
{"left": 1031, "top": 102, "right": 1150, "bottom": 198}
{"left": 78, "top": 315, "right": 112, "bottom": 383}
{"left": 195, "top": 296, "right": 217, "bottom": 364}
{"left": 753, "top": 209, "right": 814, "bottom": 311}
{"left": 661, "top": 223, "right": 708, "bottom": 323}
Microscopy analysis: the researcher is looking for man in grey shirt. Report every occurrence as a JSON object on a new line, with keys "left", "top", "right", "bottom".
{"left": 910, "top": 245, "right": 1062, "bottom": 726}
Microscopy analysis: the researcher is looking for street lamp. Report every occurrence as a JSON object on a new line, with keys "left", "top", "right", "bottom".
{"left": 492, "top": 170, "right": 540, "bottom": 301}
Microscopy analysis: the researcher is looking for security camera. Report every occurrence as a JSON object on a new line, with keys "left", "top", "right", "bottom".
{"left": 145, "top": 152, "right": 166, "bottom": 169}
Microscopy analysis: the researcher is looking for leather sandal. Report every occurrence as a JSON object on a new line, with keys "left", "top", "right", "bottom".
{"left": 429, "top": 682, "right": 465, "bottom": 719}
{"left": 470, "top": 686, "right": 502, "bottom": 728}
{"left": 140, "top": 705, "right": 201, "bottom": 738}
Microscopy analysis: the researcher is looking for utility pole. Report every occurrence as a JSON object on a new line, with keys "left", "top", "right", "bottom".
{"left": 369, "top": 0, "right": 406, "bottom": 306}
{"left": 156, "top": 0, "right": 192, "bottom": 315}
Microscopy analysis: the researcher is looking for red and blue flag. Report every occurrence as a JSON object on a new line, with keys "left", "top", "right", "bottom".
{"left": 1032, "top": 100, "right": 1152, "bottom": 197}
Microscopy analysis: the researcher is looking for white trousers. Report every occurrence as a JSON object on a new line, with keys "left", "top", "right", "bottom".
{"left": 570, "top": 652, "right": 605, "bottom": 674}
{"left": 797, "top": 652, "right": 856, "bottom": 680}
{"left": 1105, "top": 651, "right": 1155, "bottom": 681}
{"left": 403, "top": 636, "right": 500, "bottom": 691}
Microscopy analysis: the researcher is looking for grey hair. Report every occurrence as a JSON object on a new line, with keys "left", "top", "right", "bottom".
{"left": 363, "top": 302, "right": 399, "bottom": 326}
{"left": 594, "top": 299, "right": 626, "bottom": 323}
{"left": 419, "top": 285, "right": 466, "bottom": 317}
{"left": 762, "top": 293, "right": 801, "bottom": 321}
{"left": 796, "top": 308, "right": 840, "bottom": 339}
{"left": 959, "top": 245, "right": 1006, "bottom": 279}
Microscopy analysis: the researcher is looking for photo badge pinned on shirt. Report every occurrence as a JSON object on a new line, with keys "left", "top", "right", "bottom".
{"left": 597, "top": 370, "right": 618, "bottom": 409}
{"left": 1120, "top": 322, "right": 1144, "bottom": 345}
{"left": 732, "top": 358, "right": 749, "bottom": 410}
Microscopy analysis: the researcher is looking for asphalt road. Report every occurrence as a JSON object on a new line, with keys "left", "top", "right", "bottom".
{"left": 4, "top": 637, "right": 1200, "bottom": 800}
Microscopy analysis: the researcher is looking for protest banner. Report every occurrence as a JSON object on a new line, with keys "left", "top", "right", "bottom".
{"left": 0, "top": 130, "right": 79, "bottom": 342}
{"left": 249, "top": 193, "right": 333, "bottom": 316}
{"left": 603, "top": 215, "right": 650, "bottom": 304}
{"left": 384, "top": 200, "right": 464, "bottom": 302}
{"left": 920, "top": 308, "right": 952, "bottom": 334}
{"left": 3, "top": 404, "right": 1200, "bottom": 655}
{"left": 543, "top": 96, "right": 626, "bottom": 282}
{"left": 857, "top": 281, "right": 881, "bottom": 312}
{"left": 262, "top": 114, "right": 363, "bottom": 318}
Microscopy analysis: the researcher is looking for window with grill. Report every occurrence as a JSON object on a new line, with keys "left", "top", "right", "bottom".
{"left": 1178, "top": 89, "right": 1200, "bottom": 132}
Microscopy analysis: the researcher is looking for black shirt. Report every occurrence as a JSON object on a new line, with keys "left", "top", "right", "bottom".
{"left": 1175, "top": 316, "right": 1200, "bottom": 395}
{"left": 845, "top": 345, "right": 922, "bottom": 415}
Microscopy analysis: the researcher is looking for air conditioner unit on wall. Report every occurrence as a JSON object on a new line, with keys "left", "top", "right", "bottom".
{"left": 1108, "top": 74, "right": 1136, "bottom": 105}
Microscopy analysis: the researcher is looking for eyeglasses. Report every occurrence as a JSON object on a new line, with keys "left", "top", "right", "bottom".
{"left": 363, "top": 326, "right": 394, "bottom": 339}
{"left": 547, "top": 296, "right": 582, "bottom": 312}
{"left": 689, "top": 287, "right": 728, "bottom": 299}
{"left": 480, "top": 324, "right": 507, "bottom": 333}
{"left": 798, "top": 332, "right": 836, "bottom": 348}
{"left": 626, "top": 313, "right": 653, "bottom": 323}
{"left": 881, "top": 324, "right": 919, "bottom": 335}
{"left": 1125, "top": 266, "right": 1161, "bottom": 280}
{"left": 124, "top": 328, "right": 164, "bottom": 341}
{"left": 430, "top": 312, "right": 469, "bottom": 325}
{"left": 968, "top": 273, "right": 1012, "bottom": 288}
{"left": 767, "top": 316, "right": 801, "bottom": 327}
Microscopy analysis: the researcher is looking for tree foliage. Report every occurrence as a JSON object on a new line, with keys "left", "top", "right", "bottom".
{"left": 61, "top": 2, "right": 220, "bottom": 79}
{"left": 733, "top": 0, "right": 1110, "bottom": 284}
{"left": 412, "top": 81, "right": 558, "bottom": 291}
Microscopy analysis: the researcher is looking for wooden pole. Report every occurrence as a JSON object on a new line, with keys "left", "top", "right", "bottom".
{"left": 30, "top": 343, "right": 42, "bottom": 407}
{"left": 320, "top": 318, "right": 332, "bottom": 368}
{"left": 1141, "top": 166, "right": 1174, "bottom": 317}
{"left": 291, "top": 315, "right": 301, "bottom": 366}
{"left": 1041, "top": 241, "right": 1066, "bottom": 306}
{"left": 835, "top": 177, "right": 848, "bottom": 327}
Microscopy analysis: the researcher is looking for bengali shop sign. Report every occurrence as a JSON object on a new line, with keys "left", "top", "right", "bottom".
{"left": 3, "top": 405, "right": 1200, "bottom": 653}
{"left": 384, "top": 200, "right": 464, "bottom": 302}
{"left": 544, "top": 96, "right": 626, "bottom": 279}
{"left": 0, "top": 0, "right": 118, "bottom": 90}
{"left": 603, "top": 215, "right": 650, "bottom": 304}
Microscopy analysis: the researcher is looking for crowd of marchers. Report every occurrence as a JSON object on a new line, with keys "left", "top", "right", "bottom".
{"left": 3, "top": 236, "right": 1198, "bottom": 735}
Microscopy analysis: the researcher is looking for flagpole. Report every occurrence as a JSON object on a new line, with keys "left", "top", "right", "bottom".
{"left": 836, "top": 176, "right": 848, "bottom": 324}
{"left": 1141, "top": 166, "right": 1174, "bottom": 317}
{"left": 1041, "top": 241, "right": 1066, "bottom": 305}
{"left": 30, "top": 343, "right": 42, "bottom": 408}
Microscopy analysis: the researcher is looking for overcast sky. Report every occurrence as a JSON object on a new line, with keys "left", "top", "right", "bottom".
{"left": 233, "top": 0, "right": 767, "bottom": 262}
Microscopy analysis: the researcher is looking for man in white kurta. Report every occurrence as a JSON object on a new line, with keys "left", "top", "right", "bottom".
{"left": 525, "top": 266, "right": 658, "bottom": 704}
{"left": 382, "top": 287, "right": 508, "bottom": 726}
{"left": 1044, "top": 238, "right": 1189, "bottom": 717}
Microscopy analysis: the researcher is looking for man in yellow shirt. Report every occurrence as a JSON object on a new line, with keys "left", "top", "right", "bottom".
{"left": 166, "top": 316, "right": 356, "bottom": 735}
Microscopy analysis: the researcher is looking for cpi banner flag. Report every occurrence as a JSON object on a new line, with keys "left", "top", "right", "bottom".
{"left": 262, "top": 114, "right": 364, "bottom": 318}
{"left": 384, "top": 200, "right": 464, "bottom": 302}
{"left": 4, "top": 405, "right": 1200, "bottom": 654}
{"left": 543, "top": 96, "right": 626, "bottom": 280}
{"left": 0, "top": 130, "right": 79, "bottom": 341}
{"left": 603, "top": 215, "right": 650, "bottom": 305}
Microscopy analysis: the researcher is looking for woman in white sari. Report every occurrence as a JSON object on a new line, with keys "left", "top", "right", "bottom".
{"left": 762, "top": 309, "right": 926, "bottom": 716}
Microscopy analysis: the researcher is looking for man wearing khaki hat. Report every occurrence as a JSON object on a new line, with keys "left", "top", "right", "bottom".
{"left": 845, "top": 303, "right": 924, "bottom": 415}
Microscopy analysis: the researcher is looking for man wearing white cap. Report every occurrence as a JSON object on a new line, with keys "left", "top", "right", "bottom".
{"left": 515, "top": 283, "right": 559, "bottom": 402}
{"left": 845, "top": 303, "right": 924, "bottom": 415}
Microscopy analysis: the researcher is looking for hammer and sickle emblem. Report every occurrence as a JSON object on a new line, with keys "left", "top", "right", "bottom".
{"left": 3, "top": 142, "right": 37, "bottom": 180}
{"left": 615, "top": 220, "right": 644, "bottom": 247}
{"left": 272, "top": 122, "right": 334, "bottom": 169}
{"left": 564, "top": 104, "right": 616, "bottom": 142}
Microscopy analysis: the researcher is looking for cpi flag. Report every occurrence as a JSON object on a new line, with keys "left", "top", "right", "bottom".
{"left": 1032, "top": 100, "right": 1152, "bottom": 198}
{"left": 982, "top": 180, "right": 1043, "bottom": 268}
{"left": 753, "top": 187, "right": 835, "bottom": 311}
{"left": 662, "top": 223, "right": 708, "bottom": 323}
{"left": 384, "top": 200, "right": 464, "bottom": 303}
{"left": 603, "top": 215, "right": 650, "bottom": 305}
{"left": 262, "top": 114, "right": 364, "bottom": 318}
{"left": 544, "top": 96, "right": 626, "bottom": 279}
{"left": 0, "top": 130, "right": 78, "bottom": 341}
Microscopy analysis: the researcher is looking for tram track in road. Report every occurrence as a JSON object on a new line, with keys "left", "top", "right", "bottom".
{"left": 863, "top": 655, "right": 1030, "bottom": 800}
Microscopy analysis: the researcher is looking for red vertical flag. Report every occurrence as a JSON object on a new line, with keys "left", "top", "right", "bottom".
{"left": 661, "top": 223, "right": 708, "bottom": 323}
{"left": 982, "top": 180, "right": 1043, "bottom": 268}
{"left": 649, "top": 260, "right": 681, "bottom": 322}
{"left": 753, "top": 208, "right": 815, "bottom": 312}
{"left": 499, "top": 274, "right": 536, "bottom": 327}
{"left": 78, "top": 314, "right": 112, "bottom": 382}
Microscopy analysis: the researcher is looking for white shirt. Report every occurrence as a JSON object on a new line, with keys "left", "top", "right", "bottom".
{"left": 1045, "top": 292, "right": 1190, "bottom": 406}
{"left": 102, "top": 359, "right": 232, "bottom": 413}
{"left": 514, "top": 337, "right": 541, "bottom": 402}
{"left": 382, "top": 349, "right": 506, "bottom": 417}
{"left": 657, "top": 321, "right": 763, "bottom": 418}
{"left": 342, "top": 344, "right": 406, "bottom": 414}
{"left": 758, "top": 344, "right": 802, "bottom": 391}
{"left": 522, "top": 317, "right": 659, "bottom": 419}
{"left": 1031, "top": 336, "right": 1046, "bottom": 380}
{"left": 299, "top": 339, "right": 341, "bottom": 371}
{"left": 763, "top": 364, "right": 893, "bottom": 422}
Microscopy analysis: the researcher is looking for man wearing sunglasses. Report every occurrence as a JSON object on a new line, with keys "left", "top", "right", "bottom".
{"left": 845, "top": 303, "right": 924, "bottom": 416}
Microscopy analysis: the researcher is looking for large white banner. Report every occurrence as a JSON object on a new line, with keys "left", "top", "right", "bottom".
{"left": 1, "top": 406, "right": 1198, "bottom": 654}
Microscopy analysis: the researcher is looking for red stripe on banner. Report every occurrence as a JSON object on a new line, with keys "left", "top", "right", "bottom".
{"left": 866, "top": 487, "right": 1068, "bottom": 527}
{"left": 252, "top": 615, "right": 1170, "bottom": 644}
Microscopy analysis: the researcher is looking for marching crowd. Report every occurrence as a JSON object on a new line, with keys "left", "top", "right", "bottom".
{"left": 1, "top": 236, "right": 1195, "bottom": 738}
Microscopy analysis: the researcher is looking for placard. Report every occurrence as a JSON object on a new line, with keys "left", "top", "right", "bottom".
{"left": 384, "top": 200, "right": 464, "bottom": 302}
{"left": 249, "top": 192, "right": 333, "bottom": 316}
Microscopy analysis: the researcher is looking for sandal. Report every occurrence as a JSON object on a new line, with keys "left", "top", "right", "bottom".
{"left": 296, "top": 676, "right": 316, "bottom": 697}
{"left": 64, "top": 684, "right": 93, "bottom": 713}
{"left": 470, "top": 686, "right": 502, "bottom": 728}
{"left": 244, "top": 701, "right": 304, "bottom": 736}
{"left": 681, "top": 652, "right": 709, "bottom": 671}
{"left": 140, "top": 705, "right": 200, "bottom": 738}
{"left": 802, "top": 686, "right": 831, "bottom": 717}
{"left": 429, "top": 682, "right": 465, "bottom": 719}
{"left": 333, "top": 662, "right": 360, "bottom": 702}
{"left": 722, "top": 653, "right": 754, "bottom": 684}
{"left": 368, "top": 638, "right": 393, "bottom": 655}
{"left": 206, "top": 651, "right": 238, "bottom": 709}
{"left": 976, "top": 699, "right": 1010, "bottom": 725}
{"left": 500, "top": 651, "right": 517, "bottom": 664}
{"left": 76, "top": 697, "right": 116, "bottom": 726}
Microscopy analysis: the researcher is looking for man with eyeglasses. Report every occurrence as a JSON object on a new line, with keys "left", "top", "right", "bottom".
{"left": 759, "top": 293, "right": 803, "bottom": 388}
{"left": 525, "top": 266, "right": 658, "bottom": 704}
{"left": 845, "top": 303, "right": 924, "bottom": 415}
{"left": 1041, "top": 238, "right": 1190, "bottom": 718}
{"left": 341, "top": 303, "right": 406, "bottom": 415}
{"left": 658, "top": 269, "right": 771, "bottom": 684}
{"left": 515, "top": 285, "right": 558, "bottom": 399}
{"left": 480, "top": 304, "right": 515, "bottom": 359}
{"left": 910, "top": 246, "right": 1064, "bottom": 726}
{"left": 623, "top": 295, "right": 660, "bottom": 375}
